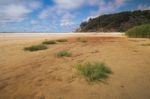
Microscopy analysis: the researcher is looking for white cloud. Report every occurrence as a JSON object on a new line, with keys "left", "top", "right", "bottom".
{"left": 1, "top": 4, "right": 31, "bottom": 18}
{"left": 39, "top": 7, "right": 59, "bottom": 19}
{"left": 96, "top": 0, "right": 128, "bottom": 14}
{"left": 60, "top": 13, "right": 75, "bottom": 26}
{"left": 28, "top": 1, "right": 42, "bottom": 9}
{"left": 53, "top": 0, "right": 85, "bottom": 10}
{"left": 0, "top": 0, "right": 20, "bottom": 5}
{"left": 85, "top": 0, "right": 129, "bottom": 21}
{"left": 39, "top": 8, "right": 50, "bottom": 19}
{"left": 0, "top": 0, "right": 42, "bottom": 23}
{"left": 0, "top": 4, "right": 31, "bottom": 22}
{"left": 60, "top": 19, "right": 74, "bottom": 26}
{"left": 31, "top": 20, "right": 38, "bottom": 25}
{"left": 137, "top": 4, "right": 150, "bottom": 10}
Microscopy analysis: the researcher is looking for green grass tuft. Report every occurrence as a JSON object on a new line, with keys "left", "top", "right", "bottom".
{"left": 57, "top": 50, "right": 72, "bottom": 57}
{"left": 43, "top": 40, "right": 57, "bottom": 45}
{"left": 56, "top": 39, "right": 68, "bottom": 42}
{"left": 77, "top": 37, "right": 88, "bottom": 43}
{"left": 141, "top": 43, "right": 150, "bottom": 46}
{"left": 75, "top": 62, "right": 112, "bottom": 81}
{"left": 24, "top": 44, "right": 48, "bottom": 52}
{"left": 126, "top": 24, "right": 150, "bottom": 38}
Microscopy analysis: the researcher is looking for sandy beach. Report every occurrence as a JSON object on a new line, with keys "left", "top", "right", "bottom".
{"left": 0, "top": 32, "right": 150, "bottom": 99}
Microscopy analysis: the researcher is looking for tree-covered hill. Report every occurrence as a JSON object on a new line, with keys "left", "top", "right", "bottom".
{"left": 77, "top": 10, "right": 150, "bottom": 32}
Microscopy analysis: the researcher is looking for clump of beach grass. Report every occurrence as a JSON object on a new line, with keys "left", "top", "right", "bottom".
{"left": 126, "top": 24, "right": 150, "bottom": 38}
{"left": 75, "top": 62, "right": 112, "bottom": 81}
{"left": 24, "top": 44, "right": 48, "bottom": 52}
{"left": 56, "top": 39, "right": 68, "bottom": 42}
{"left": 77, "top": 37, "right": 88, "bottom": 43}
{"left": 141, "top": 43, "right": 150, "bottom": 46}
{"left": 42, "top": 40, "right": 57, "bottom": 45}
{"left": 57, "top": 50, "right": 72, "bottom": 57}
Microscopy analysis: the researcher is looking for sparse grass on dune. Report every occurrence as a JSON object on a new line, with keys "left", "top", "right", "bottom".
{"left": 56, "top": 39, "right": 68, "bottom": 42}
{"left": 42, "top": 40, "right": 57, "bottom": 45}
{"left": 75, "top": 62, "right": 112, "bottom": 81}
{"left": 24, "top": 44, "right": 48, "bottom": 52}
{"left": 57, "top": 50, "right": 72, "bottom": 57}
{"left": 24, "top": 38, "right": 69, "bottom": 52}
{"left": 77, "top": 37, "right": 88, "bottom": 43}
{"left": 141, "top": 43, "right": 150, "bottom": 46}
{"left": 126, "top": 24, "right": 150, "bottom": 38}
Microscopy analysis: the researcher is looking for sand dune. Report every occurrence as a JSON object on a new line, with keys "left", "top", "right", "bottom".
{"left": 0, "top": 33, "right": 150, "bottom": 99}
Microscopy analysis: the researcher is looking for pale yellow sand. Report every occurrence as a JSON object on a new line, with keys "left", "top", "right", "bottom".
{"left": 0, "top": 32, "right": 150, "bottom": 99}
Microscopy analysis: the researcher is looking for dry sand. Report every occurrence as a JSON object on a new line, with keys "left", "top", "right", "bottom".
{"left": 0, "top": 32, "right": 150, "bottom": 99}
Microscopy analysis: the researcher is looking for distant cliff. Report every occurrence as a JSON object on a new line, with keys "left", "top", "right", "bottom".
{"left": 77, "top": 10, "right": 150, "bottom": 32}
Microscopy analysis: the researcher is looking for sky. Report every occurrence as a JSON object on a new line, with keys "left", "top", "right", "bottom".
{"left": 0, "top": 0, "right": 150, "bottom": 33}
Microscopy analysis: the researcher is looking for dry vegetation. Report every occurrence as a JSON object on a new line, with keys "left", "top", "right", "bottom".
{"left": 126, "top": 24, "right": 150, "bottom": 38}
{"left": 42, "top": 40, "right": 57, "bottom": 45}
{"left": 24, "top": 44, "right": 48, "bottom": 51}
{"left": 75, "top": 62, "right": 112, "bottom": 81}
{"left": 56, "top": 39, "right": 68, "bottom": 42}
{"left": 57, "top": 50, "right": 72, "bottom": 57}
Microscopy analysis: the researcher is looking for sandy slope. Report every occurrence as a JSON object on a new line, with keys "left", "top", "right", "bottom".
{"left": 0, "top": 33, "right": 150, "bottom": 99}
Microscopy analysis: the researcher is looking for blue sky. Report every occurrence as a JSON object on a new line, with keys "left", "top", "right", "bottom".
{"left": 0, "top": 0, "right": 149, "bottom": 33}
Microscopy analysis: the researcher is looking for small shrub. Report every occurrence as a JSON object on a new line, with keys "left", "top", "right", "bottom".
{"left": 141, "top": 43, "right": 150, "bottom": 46}
{"left": 77, "top": 37, "right": 87, "bottom": 43}
{"left": 43, "top": 40, "right": 57, "bottom": 45}
{"left": 57, "top": 50, "right": 72, "bottom": 57}
{"left": 75, "top": 62, "right": 112, "bottom": 81}
{"left": 126, "top": 24, "right": 150, "bottom": 38}
{"left": 56, "top": 39, "right": 68, "bottom": 42}
{"left": 24, "top": 44, "right": 48, "bottom": 52}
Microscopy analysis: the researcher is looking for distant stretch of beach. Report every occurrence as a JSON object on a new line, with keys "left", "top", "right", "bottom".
{"left": 0, "top": 32, "right": 123, "bottom": 45}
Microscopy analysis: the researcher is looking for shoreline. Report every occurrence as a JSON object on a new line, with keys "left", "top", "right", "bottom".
{"left": 0, "top": 32, "right": 124, "bottom": 37}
